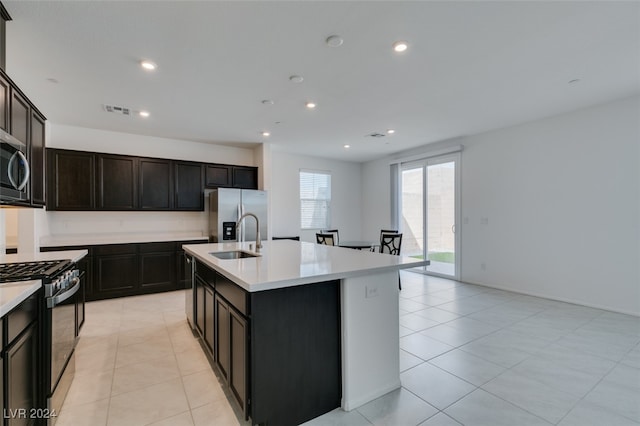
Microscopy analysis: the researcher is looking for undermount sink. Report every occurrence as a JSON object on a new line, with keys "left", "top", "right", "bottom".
{"left": 210, "top": 250, "right": 258, "bottom": 260}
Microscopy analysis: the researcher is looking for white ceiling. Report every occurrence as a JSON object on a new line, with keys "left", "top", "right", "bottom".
{"left": 4, "top": 1, "right": 639, "bottom": 163}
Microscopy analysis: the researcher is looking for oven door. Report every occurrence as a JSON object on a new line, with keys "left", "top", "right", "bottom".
{"left": 0, "top": 129, "right": 30, "bottom": 203}
{"left": 46, "top": 272, "right": 81, "bottom": 423}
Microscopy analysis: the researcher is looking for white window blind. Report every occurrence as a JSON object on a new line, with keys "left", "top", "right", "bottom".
{"left": 300, "top": 170, "right": 331, "bottom": 229}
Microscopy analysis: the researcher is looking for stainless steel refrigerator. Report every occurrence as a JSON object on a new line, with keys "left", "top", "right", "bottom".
{"left": 209, "top": 188, "right": 268, "bottom": 243}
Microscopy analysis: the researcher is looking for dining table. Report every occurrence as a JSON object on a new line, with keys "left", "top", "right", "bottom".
{"left": 338, "top": 240, "right": 376, "bottom": 250}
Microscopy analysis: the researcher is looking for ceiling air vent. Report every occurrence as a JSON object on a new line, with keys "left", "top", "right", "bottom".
{"left": 103, "top": 104, "right": 131, "bottom": 116}
{"left": 366, "top": 132, "right": 386, "bottom": 138}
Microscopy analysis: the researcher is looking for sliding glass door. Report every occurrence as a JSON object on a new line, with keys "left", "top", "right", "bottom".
{"left": 400, "top": 154, "right": 459, "bottom": 278}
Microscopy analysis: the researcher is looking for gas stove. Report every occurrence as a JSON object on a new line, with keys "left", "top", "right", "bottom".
{"left": 0, "top": 259, "right": 72, "bottom": 283}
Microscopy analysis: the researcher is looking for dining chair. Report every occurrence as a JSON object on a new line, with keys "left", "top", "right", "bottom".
{"left": 371, "top": 229, "right": 399, "bottom": 252}
{"left": 322, "top": 229, "right": 339, "bottom": 246}
{"left": 316, "top": 233, "right": 336, "bottom": 246}
{"left": 379, "top": 232, "right": 403, "bottom": 289}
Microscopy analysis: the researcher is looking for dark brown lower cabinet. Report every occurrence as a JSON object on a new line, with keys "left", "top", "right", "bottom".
{"left": 42, "top": 240, "right": 206, "bottom": 302}
{"left": 229, "top": 308, "right": 248, "bottom": 416}
{"left": 204, "top": 285, "right": 214, "bottom": 354}
{"left": 191, "top": 259, "right": 341, "bottom": 425}
{"left": 214, "top": 294, "right": 230, "bottom": 382}
{"left": 94, "top": 245, "right": 138, "bottom": 298}
{"left": 139, "top": 242, "right": 176, "bottom": 293}
{"left": 2, "top": 293, "right": 41, "bottom": 426}
{"left": 195, "top": 277, "right": 205, "bottom": 337}
{"left": 4, "top": 322, "right": 38, "bottom": 426}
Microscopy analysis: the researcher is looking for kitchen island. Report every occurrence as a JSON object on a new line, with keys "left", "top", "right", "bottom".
{"left": 183, "top": 239, "right": 427, "bottom": 425}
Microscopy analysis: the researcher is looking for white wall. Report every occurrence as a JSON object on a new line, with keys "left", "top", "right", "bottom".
{"left": 271, "top": 150, "right": 362, "bottom": 242}
{"left": 48, "top": 124, "right": 256, "bottom": 165}
{"left": 363, "top": 96, "right": 640, "bottom": 315}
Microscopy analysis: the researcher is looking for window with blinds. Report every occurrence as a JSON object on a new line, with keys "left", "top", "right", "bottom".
{"left": 300, "top": 170, "right": 331, "bottom": 229}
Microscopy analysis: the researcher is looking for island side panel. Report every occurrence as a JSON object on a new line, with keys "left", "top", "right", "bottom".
{"left": 341, "top": 271, "right": 401, "bottom": 410}
{"left": 250, "top": 280, "right": 342, "bottom": 426}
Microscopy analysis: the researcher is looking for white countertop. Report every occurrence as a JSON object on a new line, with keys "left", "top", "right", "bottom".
{"left": 0, "top": 249, "right": 89, "bottom": 318}
{"left": 40, "top": 232, "right": 208, "bottom": 247}
{"left": 183, "top": 240, "right": 428, "bottom": 292}
{"left": 0, "top": 250, "right": 89, "bottom": 264}
{"left": 0, "top": 280, "right": 41, "bottom": 317}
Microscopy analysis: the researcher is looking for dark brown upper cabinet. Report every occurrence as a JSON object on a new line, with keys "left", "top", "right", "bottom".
{"left": 205, "top": 164, "right": 258, "bottom": 190}
{"left": 232, "top": 166, "right": 258, "bottom": 189}
{"left": 0, "top": 68, "right": 47, "bottom": 208}
{"left": 0, "top": 72, "right": 9, "bottom": 131}
{"left": 45, "top": 148, "right": 257, "bottom": 211}
{"left": 29, "top": 111, "right": 46, "bottom": 206}
{"left": 139, "top": 158, "right": 173, "bottom": 210}
{"left": 96, "top": 154, "right": 138, "bottom": 210}
{"left": 174, "top": 161, "right": 204, "bottom": 211}
{"left": 205, "top": 164, "right": 231, "bottom": 188}
{"left": 10, "top": 89, "right": 29, "bottom": 145}
{"left": 47, "top": 149, "right": 95, "bottom": 210}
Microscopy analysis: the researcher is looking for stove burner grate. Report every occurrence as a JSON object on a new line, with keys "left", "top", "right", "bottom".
{"left": 0, "top": 260, "right": 71, "bottom": 283}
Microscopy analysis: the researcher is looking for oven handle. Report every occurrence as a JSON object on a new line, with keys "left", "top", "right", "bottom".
{"left": 47, "top": 277, "right": 81, "bottom": 309}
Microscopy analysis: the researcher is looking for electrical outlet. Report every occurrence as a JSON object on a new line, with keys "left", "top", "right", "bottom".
{"left": 365, "top": 285, "right": 379, "bottom": 299}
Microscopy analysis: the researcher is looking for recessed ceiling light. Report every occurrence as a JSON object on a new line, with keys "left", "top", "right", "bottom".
{"left": 343, "top": 144, "right": 351, "bottom": 149}
{"left": 139, "top": 110, "right": 150, "bottom": 118}
{"left": 140, "top": 60, "right": 157, "bottom": 71}
{"left": 326, "top": 35, "right": 344, "bottom": 47}
{"left": 261, "top": 131, "right": 270, "bottom": 137}
{"left": 392, "top": 41, "right": 408, "bottom": 53}
{"left": 261, "top": 99, "right": 274, "bottom": 105}
{"left": 305, "top": 102, "right": 317, "bottom": 109}
{"left": 387, "top": 129, "right": 395, "bottom": 134}
{"left": 289, "top": 75, "right": 304, "bottom": 83}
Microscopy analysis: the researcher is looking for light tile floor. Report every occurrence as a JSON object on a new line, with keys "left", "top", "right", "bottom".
{"left": 58, "top": 272, "right": 640, "bottom": 426}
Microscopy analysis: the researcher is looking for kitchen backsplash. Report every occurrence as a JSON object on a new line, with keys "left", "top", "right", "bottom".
{"left": 46, "top": 211, "right": 208, "bottom": 236}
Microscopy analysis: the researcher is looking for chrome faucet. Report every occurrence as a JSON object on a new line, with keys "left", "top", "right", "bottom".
{"left": 236, "top": 212, "right": 262, "bottom": 251}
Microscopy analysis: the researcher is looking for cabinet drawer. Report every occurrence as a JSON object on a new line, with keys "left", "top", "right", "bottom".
{"left": 215, "top": 272, "right": 248, "bottom": 316}
{"left": 195, "top": 260, "right": 216, "bottom": 287}
{"left": 5, "top": 293, "right": 38, "bottom": 345}
{"left": 139, "top": 242, "right": 175, "bottom": 253}
{"left": 94, "top": 244, "right": 136, "bottom": 256}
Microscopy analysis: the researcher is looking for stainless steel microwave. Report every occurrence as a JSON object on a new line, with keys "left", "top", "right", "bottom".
{"left": 0, "top": 128, "right": 30, "bottom": 203}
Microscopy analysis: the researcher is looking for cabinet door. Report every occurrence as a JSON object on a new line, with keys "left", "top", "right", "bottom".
{"left": 97, "top": 154, "right": 138, "bottom": 210}
{"left": 139, "top": 243, "right": 176, "bottom": 293}
{"left": 47, "top": 149, "right": 95, "bottom": 210}
{"left": 4, "top": 322, "right": 38, "bottom": 426}
{"left": 29, "top": 111, "right": 46, "bottom": 206}
{"left": 229, "top": 308, "right": 249, "bottom": 417}
{"left": 214, "top": 294, "right": 230, "bottom": 381}
{"left": 205, "top": 164, "right": 231, "bottom": 188}
{"left": 195, "top": 276, "right": 205, "bottom": 337}
{"left": 10, "top": 89, "right": 29, "bottom": 144}
{"left": 139, "top": 158, "right": 172, "bottom": 210}
{"left": 0, "top": 72, "right": 9, "bottom": 131}
{"left": 232, "top": 166, "right": 258, "bottom": 189}
{"left": 174, "top": 161, "right": 203, "bottom": 210}
{"left": 94, "top": 245, "right": 138, "bottom": 298}
{"left": 204, "top": 285, "right": 214, "bottom": 355}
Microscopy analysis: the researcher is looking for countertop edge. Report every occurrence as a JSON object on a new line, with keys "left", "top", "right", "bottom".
{"left": 1, "top": 249, "right": 89, "bottom": 264}
{"left": 0, "top": 280, "right": 41, "bottom": 318}
{"left": 40, "top": 233, "right": 208, "bottom": 247}
{"left": 183, "top": 241, "right": 428, "bottom": 293}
